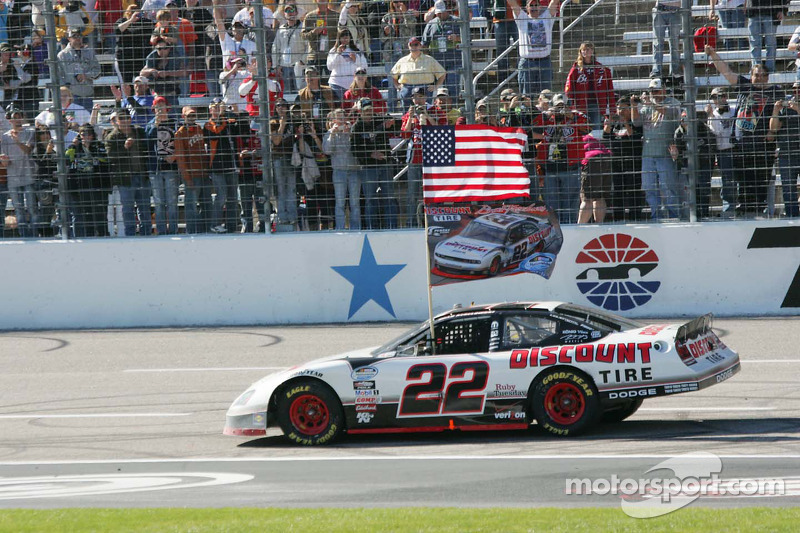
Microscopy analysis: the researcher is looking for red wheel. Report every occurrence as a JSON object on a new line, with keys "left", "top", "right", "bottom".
{"left": 543, "top": 382, "right": 586, "bottom": 425}
{"left": 531, "top": 369, "right": 600, "bottom": 436}
{"left": 288, "top": 394, "right": 330, "bottom": 436}
{"left": 277, "top": 381, "right": 343, "bottom": 445}
{"left": 488, "top": 256, "right": 502, "bottom": 276}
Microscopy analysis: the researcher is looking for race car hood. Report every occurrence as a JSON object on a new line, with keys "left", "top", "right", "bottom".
{"left": 436, "top": 236, "right": 496, "bottom": 257}
{"left": 226, "top": 346, "right": 379, "bottom": 417}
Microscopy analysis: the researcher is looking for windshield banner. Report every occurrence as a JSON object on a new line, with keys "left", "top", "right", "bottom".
{"left": 426, "top": 202, "right": 564, "bottom": 287}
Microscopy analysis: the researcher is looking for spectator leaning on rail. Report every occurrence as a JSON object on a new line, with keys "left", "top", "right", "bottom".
{"left": 706, "top": 44, "right": 780, "bottom": 215}
{"left": 767, "top": 84, "right": 800, "bottom": 218}
{"left": 638, "top": 78, "right": 682, "bottom": 221}
{"left": 705, "top": 86, "right": 738, "bottom": 217}
{"left": 0, "top": 105, "right": 38, "bottom": 237}
{"left": 744, "top": 0, "right": 789, "bottom": 74}
{"left": 507, "top": 0, "right": 558, "bottom": 98}
{"left": 422, "top": 0, "right": 461, "bottom": 102}
{"left": 650, "top": 0, "right": 682, "bottom": 79}
{"left": 104, "top": 109, "right": 152, "bottom": 236}
{"left": 390, "top": 36, "right": 446, "bottom": 108}
{"left": 564, "top": 42, "right": 615, "bottom": 130}
{"left": 58, "top": 28, "right": 101, "bottom": 112}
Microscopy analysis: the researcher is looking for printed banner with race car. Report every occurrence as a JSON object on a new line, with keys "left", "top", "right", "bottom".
{"left": 426, "top": 203, "right": 564, "bottom": 286}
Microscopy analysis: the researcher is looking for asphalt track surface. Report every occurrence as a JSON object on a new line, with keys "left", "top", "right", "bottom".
{"left": 0, "top": 318, "right": 798, "bottom": 510}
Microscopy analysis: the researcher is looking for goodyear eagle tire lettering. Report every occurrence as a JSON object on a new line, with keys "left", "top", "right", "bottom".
{"left": 276, "top": 380, "right": 344, "bottom": 446}
{"left": 531, "top": 368, "right": 600, "bottom": 437}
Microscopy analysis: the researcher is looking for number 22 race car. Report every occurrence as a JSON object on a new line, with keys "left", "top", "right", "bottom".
{"left": 224, "top": 302, "right": 740, "bottom": 445}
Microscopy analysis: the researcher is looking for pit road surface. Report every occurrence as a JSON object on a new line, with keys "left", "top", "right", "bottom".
{"left": 0, "top": 318, "right": 798, "bottom": 508}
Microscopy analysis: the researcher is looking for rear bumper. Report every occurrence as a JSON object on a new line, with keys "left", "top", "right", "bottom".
{"left": 223, "top": 411, "right": 268, "bottom": 437}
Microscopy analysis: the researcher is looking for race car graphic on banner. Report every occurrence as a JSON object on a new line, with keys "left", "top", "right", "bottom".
{"left": 426, "top": 203, "right": 563, "bottom": 286}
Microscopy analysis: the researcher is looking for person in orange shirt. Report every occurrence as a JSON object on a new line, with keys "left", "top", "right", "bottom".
{"left": 174, "top": 106, "right": 211, "bottom": 233}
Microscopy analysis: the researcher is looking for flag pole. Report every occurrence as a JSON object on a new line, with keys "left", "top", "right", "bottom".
{"left": 423, "top": 205, "right": 436, "bottom": 353}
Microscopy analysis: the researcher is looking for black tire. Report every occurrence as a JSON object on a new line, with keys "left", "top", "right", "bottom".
{"left": 276, "top": 380, "right": 344, "bottom": 446}
{"left": 530, "top": 369, "right": 600, "bottom": 437}
{"left": 488, "top": 255, "right": 502, "bottom": 276}
{"left": 601, "top": 398, "right": 644, "bottom": 424}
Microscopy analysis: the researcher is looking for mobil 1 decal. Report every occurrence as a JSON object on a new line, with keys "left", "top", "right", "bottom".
{"left": 426, "top": 202, "right": 563, "bottom": 286}
{"left": 576, "top": 233, "right": 660, "bottom": 311}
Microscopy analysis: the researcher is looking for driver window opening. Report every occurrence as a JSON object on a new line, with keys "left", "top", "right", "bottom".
{"left": 503, "top": 315, "right": 558, "bottom": 347}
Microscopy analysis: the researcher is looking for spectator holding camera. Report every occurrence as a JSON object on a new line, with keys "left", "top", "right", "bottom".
{"left": 270, "top": 98, "right": 298, "bottom": 228}
{"left": 204, "top": 98, "right": 241, "bottom": 234}
{"left": 114, "top": 4, "right": 154, "bottom": 87}
{"left": 58, "top": 28, "right": 101, "bottom": 112}
{"left": 141, "top": 37, "right": 186, "bottom": 108}
{"left": 326, "top": 29, "right": 368, "bottom": 102}
{"left": 323, "top": 108, "right": 361, "bottom": 230}
{"left": 705, "top": 86, "right": 738, "bottom": 217}
{"left": 220, "top": 55, "right": 251, "bottom": 113}
{"left": 767, "top": 85, "right": 800, "bottom": 218}
{"left": 175, "top": 106, "right": 211, "bottom": 234}
{"left": 602, "top": 94, "right": 645, "bottom": 221}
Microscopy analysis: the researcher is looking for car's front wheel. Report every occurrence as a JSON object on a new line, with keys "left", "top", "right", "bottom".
{"left": 276, "top": 380, "right": 343, "bottom": 445}
{"left": 601, "top": 398, "right": 644, "bottom": 424}
{"left": 531, "top": 369, "right": 600, "bottom": 437}
{"left": 488, "top": 255, "right": 502, "bottom": 276}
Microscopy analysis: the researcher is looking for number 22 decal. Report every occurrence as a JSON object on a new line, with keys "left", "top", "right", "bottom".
{"left": 398, "top": 361, "right": 489, "bottom": 417}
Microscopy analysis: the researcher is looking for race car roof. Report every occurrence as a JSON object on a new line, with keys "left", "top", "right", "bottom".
{"left": 473, "top": 214, "right": 529, "bottom": 229}
{"left": 435, "top": 301, "right": 563, "bottom": 320}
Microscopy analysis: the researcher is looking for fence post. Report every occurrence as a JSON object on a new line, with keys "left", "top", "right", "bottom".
{"left": 681, "top": 0, "right": 698, "bottom": 222}
{"left": 43, "top": 0, "right": 71, "bottom": 240}
{"left": 252, "top": 6, "right": 275, "bottom": 234}
{"left": 458, "top": 0, "right": 475, "bottom": 124}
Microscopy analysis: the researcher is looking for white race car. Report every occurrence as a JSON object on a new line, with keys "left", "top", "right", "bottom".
{"left": 433, "top": 213, "right": 560, "bottom": 276}
{"left": 224, "top": 302, "right": 740, "bottom": 445}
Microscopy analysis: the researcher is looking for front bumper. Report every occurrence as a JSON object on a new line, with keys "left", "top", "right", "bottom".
{"left": 223, "top": 411, "right": 268, "bottom": 437}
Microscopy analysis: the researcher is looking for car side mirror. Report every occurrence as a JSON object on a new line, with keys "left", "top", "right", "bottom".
{"left": 413, "top": 341, "right": 432, "bottom": 356}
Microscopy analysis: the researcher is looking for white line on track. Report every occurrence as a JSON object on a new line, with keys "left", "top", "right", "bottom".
{"left": 639, "top": 407, "right": 774, "bottom": 412}
{"left": 0, "top": 413, "right": 191, "bottom": 419}
{"left": 123, "top": 367, "right": 289, "bottom": 372}
{"left": 741, "top": 360, "right": 800, "bottom": 363}
{"left": 2, "top": 455, "right": 800, "bottom": 465}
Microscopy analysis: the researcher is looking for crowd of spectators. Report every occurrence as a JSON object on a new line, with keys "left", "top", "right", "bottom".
{"left": 0, "top": 0, "right": 798, "bottom": 239}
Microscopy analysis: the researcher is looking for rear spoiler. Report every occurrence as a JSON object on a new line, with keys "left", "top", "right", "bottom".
{"left": 676, "top": 313, "right": 714, "bottom": 343}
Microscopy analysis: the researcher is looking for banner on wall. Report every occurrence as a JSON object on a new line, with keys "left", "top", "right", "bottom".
{"left": 426, "top": 203, "right": 564, "bottom": 286}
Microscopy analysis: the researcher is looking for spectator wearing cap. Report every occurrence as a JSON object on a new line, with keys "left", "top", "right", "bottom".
{"left": 140, "top": 37, "right": 186, "bottom": 109}
{"left": 233, "top": 0, "right": 276, "bottom": 30}
{"left": 650, "top": 0, "right": 682, "bottom": 79}
{"left": 104, "top": 108, "right": 152, "bottom": 236}
{"left": 380, "top": 0, "right": 417, "bottom": 112}
{"left": 343, "top": 67, "right": 387, "bottom": 115}
{"left": 705, "top": 45, "right": 781, "bottom": 215}
{"left": 114, "top": 5, "right": 155, "bottom": 87}
{"left": 602, "top": 94, "right": 645, "bottom": 222}
{"left": 270, "top": 98, "right": 298, "bottom": 227}
{"left": 145, "top": 95, "right": 180, "bottom": 234}
{"left": 351, "top": 100, "right": 398, "bottom": 229}
{"left": 0, "top": 106, "right": 38, "bottom": 237}
{"left": 0, "top": 42, "right": 33, "bottom": 112}
{"left": 705, "top": 86, "right": 737, "bottom": 217}
{"left": 564, "top": 42, "right": 615, "bottom": 129}
{"left": 110, "top": 77, "right": 155, "bottom": 128}
{"left": 272, "top": 3, "right": 306, "bottom": 93}
{"left": 55, "top": 2, "right": 95, "bottom": 43}
{"left": 57, "top": 28, "right": 101, "bottom": 112}
{"left": 204, "top": 98, "right": 241, "bottom": 233}
{"left": 323, "top": 107, "right": 361, "bottom": 230}
{"left": 220, "top": 55, "right": 253, "bottom": 114}
{"left": 767, "top": 86, "right": 800, "bottom": 218}
{"left": 458, "top": 98, "right": 498, "bottom": 126}
{"left": 673, "top": 108, "right": 716, "bottom": 219}
{"left": 537, "top": 89, "right": 553, "bottom": 112}
{"left": 390, "top": 36, "right": 446, "bottom": 108}
{"left": 422, "top": 0, "right": 461, "bottom": 101}
{"left": 638, "top": 77, "right": 682, "bottom": 220}
{"left": 212, "top": 0, "right": 257, "bottom": 71}
{"left": 239, "top": 58, "right": 285, "bottom": 118}
{"left": 297, "top": 65, "right": 335, "bottom": 134}
{"left": 531, "top": 92, "right": 590, "bottom": 224}
{"left": 431, "top": 86, "right": 460, "bottom": 124}
{"left": 34, "top": 86, "right": 91, "bottom": 146}
{"left": 301, "top": 0, "right": 341, "bottom": 74}
{"left": 401, "top": 86, "right": 445, "bottom": 227}
{"left": 326, "top": 28, "right": 368, "bottom": 102}
{"left": 175, "top": 106, "right": 212, "bottom": 233}
{"left": 338, "top": 1, "right": 372, "bottom": 57}
{"left": 508, "top": 0, "right": 558, "bottom": 98}
{"left": 65, "top": 123, "right": 111, "bottom": 237}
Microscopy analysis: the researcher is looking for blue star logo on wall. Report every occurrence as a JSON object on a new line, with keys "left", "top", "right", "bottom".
{"left": 332, "top": 235, "right": 406, "bottom": 319}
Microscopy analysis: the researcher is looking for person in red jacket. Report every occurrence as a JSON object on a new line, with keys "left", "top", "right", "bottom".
{"left": 343, "top": 67, "right": 387, "bottom": 117}
{"left": 564, "top": 42, "right": 615, "bottom": 129}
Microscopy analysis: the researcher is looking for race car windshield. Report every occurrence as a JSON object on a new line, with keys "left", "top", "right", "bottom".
{"left": 371, "top": 321, "right": 430, "bottom": 355}
{"left": 556, "top": 304, "right": 644, "bottom": 332}
{"left": 458, "top": 220, "right": 507, "bottom": 243}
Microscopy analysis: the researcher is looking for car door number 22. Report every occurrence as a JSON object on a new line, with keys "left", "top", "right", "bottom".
{"left": 398, "top": 361, "right": 489, "bottom": 417}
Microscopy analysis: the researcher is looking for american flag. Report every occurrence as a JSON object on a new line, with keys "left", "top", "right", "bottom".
{"left": 422, "top": 125, "right": 530, "bottom": 204}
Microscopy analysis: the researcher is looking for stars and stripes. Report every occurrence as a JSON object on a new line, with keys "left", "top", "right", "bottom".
{"left": 422, "top": 124, "right": 530, "bottom": 204}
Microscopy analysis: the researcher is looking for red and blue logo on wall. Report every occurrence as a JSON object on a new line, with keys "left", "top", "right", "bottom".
{"left": 575, "top": 234, "right": 661, "bottom": 311}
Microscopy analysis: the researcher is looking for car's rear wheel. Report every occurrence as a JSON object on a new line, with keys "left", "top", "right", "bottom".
{"left": 488, "top": 255, "right": 502, "bottom": 276}
{"left": 531, "top": 369, "right": 600, "bottom": 436}
{"left": 601, "top": 399, "right": 644, "bottom": 424}
{"left": 276, "top": 380, "right": 343, "bottom": 445}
